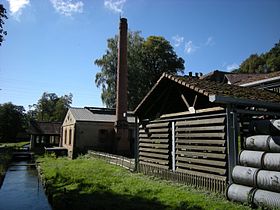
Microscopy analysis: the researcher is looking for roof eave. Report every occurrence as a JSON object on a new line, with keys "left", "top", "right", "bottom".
{"left": 240, "top": 76, "right": 280, "bottom": 87}
{"left": 209, "top": 94, "right": 280, "bottom": 110}
{"left": 133, "top": 73, "right": 167, "bottom": 115}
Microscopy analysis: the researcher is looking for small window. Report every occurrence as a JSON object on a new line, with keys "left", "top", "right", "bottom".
{"left": 64, "top": 129, "right": 67, "bottom": 145}
{"left": 69, "top": 129, "right": 72, "bottom": 145}
{"left": 36, "top": 136, "right": 40, "bottom": 144}
{"left": 55, "top": 136, "right": 60, "bottom": 144}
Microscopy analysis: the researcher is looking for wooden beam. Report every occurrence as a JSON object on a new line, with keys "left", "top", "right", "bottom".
{"left": 176, "top": 162, "right": 226, "bottom": 175}
{"left": 181, "top": 93, "right": 190, "bottom": 108}
{"left": 176, "top": 150, "right": 226, "bottom": 159}
{"left": 160, "top": 107, "right": 225, "bottom": 119}
{"left": 176, "top": 132, "right": 225, "bottom": 138}
{"left": 139, "top": 143, "right": 169, "bottom": 148}
{"left": 192, "top": 95, "right": 198, "bottom": 107}
{"left": 226, "top": 105, "right": 238, "bottom": 184}
{"left": 176, "top": 157, "right": 226, "bottom": 167}
{"left": 139, "top": 156, "right": 169, "bottom": 165}
{"left": 176, "top": 145, "right": 226, "bottom": 153}
{"left": 176, "top": 168, "right": 227, "bottom": 181}
{"left": 176, "top": 139, "right": 226, "bottom": 146}
{"left": 139, "top": 152, "right": 169, "bottom": 159}
{"left": 176, "top": 117, "right": 225, "bottom": 126}
{"left": 139, "top": 147, "right": 169, "bottom": 154}
{"left": 139, "top": 161, "right": 169, "bottom": 170}
{"left": 175, "top": 125, "right": 225, "bottom": 132}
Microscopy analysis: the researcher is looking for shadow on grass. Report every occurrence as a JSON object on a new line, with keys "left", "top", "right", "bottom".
{"left": 50, "top": 187, "right": 204, "bottom": 210}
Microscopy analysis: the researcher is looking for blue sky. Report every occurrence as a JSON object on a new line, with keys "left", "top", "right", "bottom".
{"left": 0, "top": 0, "right": 280, "bottom": 111}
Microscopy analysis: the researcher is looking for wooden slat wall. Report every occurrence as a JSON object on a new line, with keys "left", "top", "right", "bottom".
{"left": 139, "top": 121, "right": 170, "bottom": 169}
{"left": 138, "top": 107, "right": 228, "bottom": 193}
{"left": 175, "top": 112, "right": 227, "bottom": 178}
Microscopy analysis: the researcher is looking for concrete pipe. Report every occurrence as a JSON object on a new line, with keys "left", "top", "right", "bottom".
{"left": 263, "top": 153, "right": 280, "bottom": 171}
{"left": 252, "top": 189, "right": 280, "bottom": 209}
{"left": 245, "top": 135, "right": 270, "bottom": 151}
{"left": 245, "top": 135, "right": 280, "bottom": 152}
{"left": 232, "top": 166, "right": 259, "bottom": 186}
{"left": 239, "top": 150, "right": 265, "bottom": 168}
{"left": 227, "top": 184, "right": 254, "bottom": 203}
{"left": 257, "top": 170, "right": 280, "bottom": 193}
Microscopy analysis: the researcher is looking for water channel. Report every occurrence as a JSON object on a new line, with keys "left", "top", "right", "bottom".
{"left": 0, "top": 160, "right": 52, "bottom": 210}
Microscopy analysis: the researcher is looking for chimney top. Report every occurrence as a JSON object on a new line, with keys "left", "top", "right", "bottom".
{"left": 120, "top": 17, "right": 127, "bottom": 22}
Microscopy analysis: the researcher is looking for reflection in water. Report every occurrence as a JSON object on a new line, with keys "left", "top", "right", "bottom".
{"left": 0, "top": 161, "right": 52, "bottom": 210}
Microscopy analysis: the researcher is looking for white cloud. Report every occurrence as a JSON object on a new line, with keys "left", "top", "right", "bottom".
{"left": 104, "top": 0, "right": 126, "bottom": 13}
{"left": 172, "top": 35, "right": 184, "bottom": 47}
{"left": 50, "top": 0, "right": 84, "bottom": 16}
{"left": 184, "top": 41, "right": 199, "bottom": 54}
{"left": 226, "top": 63, "right": 239, "bottom": 71}
{"left": 7, "top": 0, "right": 30, "bottom": 20}
{"left": 205, "top": 36, "right": 214, "bottom": 46}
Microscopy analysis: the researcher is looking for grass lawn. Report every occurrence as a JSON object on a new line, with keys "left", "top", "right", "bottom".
{"left": 37, "top": 155, "right": 251, "bottom": 210}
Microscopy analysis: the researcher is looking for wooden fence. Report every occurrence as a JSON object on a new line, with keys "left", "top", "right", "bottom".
{"left": 88, "top": 150, "right": 135, "bottom": 171}
{"left": 137, "top": 107, "right": 228, "bottom": 193}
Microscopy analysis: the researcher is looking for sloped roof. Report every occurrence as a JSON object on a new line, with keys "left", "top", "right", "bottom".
{"left": 28, "top": 121, "right": 62, "bottom": 135}
{"left": 69, "top": 108, "right": 97, "bottom": 122}
{"left": 134, "top": 73, "right": 280, "bottom": 117}
{"left": 200, "top": 70, "right": 231, "bottom": 83}
{"left": 68, "top": 107, "right": 135, "bottom": 123}
{"left": 226, "top": 71, "right": 280, "bottom": 85}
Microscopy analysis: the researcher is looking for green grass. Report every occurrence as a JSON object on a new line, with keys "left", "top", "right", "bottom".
{"left": 38, "top": 155, "right": 251, "bottom": 210}
{"left": 0, "top": 141, "right": 29, "bottom": 150}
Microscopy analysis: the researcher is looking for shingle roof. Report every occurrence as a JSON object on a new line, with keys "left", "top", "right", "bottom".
{"left": 28, "top": 121, "right": 62, "bottom": 135}
{"left": 134, "top": 73, "right": 280, "bottom": 116}
{"left": 226, "top": 71, "right": 280, "bottom": 85}
{"left": 166, "top": 73, "right": 280, "bottom": 103}
{"left": 69, "top": 107, "right": 135, "bottom": 123}
{"left": 70, "top": 108, "right": 96, "bottom": 121}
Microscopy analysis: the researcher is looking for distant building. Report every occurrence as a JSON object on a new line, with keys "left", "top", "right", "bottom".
{"left": 201, "top": 70, "right": 280, "bottom": 93}
{"left": 61, "top": 107, "right": 136, "bottom": 158}
{"left": 29, "top": 121, "right": 62, "bottom": 151}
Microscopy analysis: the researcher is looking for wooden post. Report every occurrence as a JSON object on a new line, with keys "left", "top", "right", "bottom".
{"left": 226, "top": 105, "right": 238, "bottom": 184}
{"left": 172, "top": 121, "right": 176, "bottom": 172}
{"left": 134, "top": 116, "right": 139, "bottom": 171}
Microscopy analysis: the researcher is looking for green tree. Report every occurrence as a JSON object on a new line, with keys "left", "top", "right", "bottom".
{"left": 265, "top": 41, "right": 280, "bottom": 72}
{"left": 239, "top": 54, "right": 265, "bottom": 73}
{"left": 29, "top": 92, "right": 72, "bottom": 122}
{"left": 95, "top": 32, "right": 185, "bottom": 110}
{"left": 0, "top": 4, "right": 8, "bottom": 46}
{"left": 235, "top": 40, "right": 280, "bottom": 73}
{"left": 0, "top": 103, "right": 26, "bottom": 142}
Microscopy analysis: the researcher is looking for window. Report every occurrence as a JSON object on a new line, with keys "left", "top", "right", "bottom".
{"left": 64, "top": 129, "right": 67, "bottom": 145}
{"left": 50, "top": 136, "right": 55, "bottom": 144}
{"left": 69, "top": 129, "right": 72, "bottom": 145}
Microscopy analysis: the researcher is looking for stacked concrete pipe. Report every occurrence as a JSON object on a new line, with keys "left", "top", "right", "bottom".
{"left": 227, "top": 119, "right": 280, "bottom": 209}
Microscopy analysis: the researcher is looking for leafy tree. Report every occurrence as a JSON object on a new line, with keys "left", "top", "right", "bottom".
{"left": 0, "top": 4, "right": 8, "bottom": 46}
{"left": 0, "top": 103, "right": 26, "bottom": 142}
{"left": 95, "top": 31, "right": 185, "bottom": 110}
{"left": 235, "top": 40, "right": 280, "bottom": 73}
{"left": 239, "top": 54, "right": 265, "bottom": 73}
{"left": 29, "top": 92, "right": 73, "bottom": 122}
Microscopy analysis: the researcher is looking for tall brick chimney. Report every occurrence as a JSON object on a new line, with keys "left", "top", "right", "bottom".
{"left": 115, "top": 18, "right": 129, "bottom": 154}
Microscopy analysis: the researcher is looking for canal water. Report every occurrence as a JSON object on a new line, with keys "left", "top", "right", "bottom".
{"left": 0, "top": 160, "right": 52, "bottom": 210}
